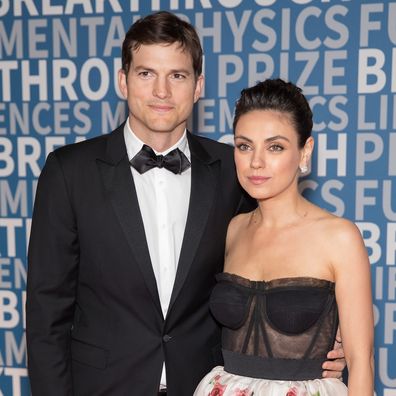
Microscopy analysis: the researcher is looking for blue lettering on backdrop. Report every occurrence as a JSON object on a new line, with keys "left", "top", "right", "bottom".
{"left": 0, "top": 1, "right": 395, "bottom": 395}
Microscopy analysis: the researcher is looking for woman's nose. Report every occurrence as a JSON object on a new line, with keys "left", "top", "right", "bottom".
{"left": 250, "top": 151, "right": 265, "bottom": 169}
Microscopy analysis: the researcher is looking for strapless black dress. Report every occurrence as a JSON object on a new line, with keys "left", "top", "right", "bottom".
{"left": 194, "top": 273, "right": 347, "bottom": 396}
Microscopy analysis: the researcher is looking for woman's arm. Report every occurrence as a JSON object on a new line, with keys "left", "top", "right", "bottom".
{"left": 331, "top": 219, "right": 374, "bottom": 395}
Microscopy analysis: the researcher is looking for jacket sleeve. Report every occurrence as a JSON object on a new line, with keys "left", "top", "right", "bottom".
{"left": 26, "top": 151, "right": 79, "bottom": 396}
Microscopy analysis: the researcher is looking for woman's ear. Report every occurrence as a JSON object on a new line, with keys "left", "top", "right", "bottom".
{"left": 299, "top": 136, "right": 314, "bottom": 173}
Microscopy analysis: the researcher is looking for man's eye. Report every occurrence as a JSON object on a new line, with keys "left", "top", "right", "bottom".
{"left": 173, "top": 73, "right": 186, "bottom": 80}
{"left": 138, "top": 71, "right": 151, "bottom": 78}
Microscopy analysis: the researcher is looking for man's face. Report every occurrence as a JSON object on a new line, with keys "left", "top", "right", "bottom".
{"left": 118, "top": 42, "right": 203, "bottom": 143}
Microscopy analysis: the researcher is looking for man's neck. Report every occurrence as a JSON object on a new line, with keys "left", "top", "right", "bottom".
{"left": 128, "top": 122, "right": 186, "bottom": 153}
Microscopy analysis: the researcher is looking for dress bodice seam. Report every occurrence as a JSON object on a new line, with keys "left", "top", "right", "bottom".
{"left": 216, "top": 272, "right": 335, "bottom": 294}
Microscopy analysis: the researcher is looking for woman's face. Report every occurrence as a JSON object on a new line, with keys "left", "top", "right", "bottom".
{"left": 234, "top": 109, "right": 312, "bottom": 201}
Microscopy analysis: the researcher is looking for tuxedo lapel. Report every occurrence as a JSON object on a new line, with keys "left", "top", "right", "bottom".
{"left": 168, "top": 133, "right": 220, "bottom": 311}
{"left": 96, "top": 127, "right": 162, "bottom": 315}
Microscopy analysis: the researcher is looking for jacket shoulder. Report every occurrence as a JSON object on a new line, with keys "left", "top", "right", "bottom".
{"left": 52, "top": 124, "right": 124, "bottom": 163}
{"left": 55, "top": 134, "right": 107, "bottom": 158}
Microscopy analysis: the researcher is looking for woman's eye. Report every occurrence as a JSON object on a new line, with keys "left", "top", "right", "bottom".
{"left": 269, "top": 144, "right": 284, "bottom": 152}
{"left": 236, "top": 143, "right": 251, "bottom": 151}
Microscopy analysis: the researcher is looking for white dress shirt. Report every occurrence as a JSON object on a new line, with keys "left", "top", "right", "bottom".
{"left": 123, "top": 119, "right": 191, "bottom": 387}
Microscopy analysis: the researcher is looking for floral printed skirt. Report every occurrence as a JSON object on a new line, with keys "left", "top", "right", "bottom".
{"left": 193, "top": 366, "right": 348, "bottom": 396}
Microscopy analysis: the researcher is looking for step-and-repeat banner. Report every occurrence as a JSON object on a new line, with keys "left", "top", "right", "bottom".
{"left": 0, "top": 1, "right": 395, "bottom": 395}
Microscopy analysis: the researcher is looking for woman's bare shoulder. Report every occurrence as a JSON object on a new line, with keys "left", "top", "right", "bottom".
{"left": 228, "top": 211, "right": 251, "bottom": 233}
{"left": 317, "top": 211, "right": 361, "bottom": 241}
{"left": 226, "top": 212, "right": 252, "bottom": 245}
{"left": 309, "top": 208, "right": 366, "bottom": 264}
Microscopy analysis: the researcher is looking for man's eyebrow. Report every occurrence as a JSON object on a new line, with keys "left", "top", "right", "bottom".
{"left": 133, "top": 65, "right": 192, "bottom": 75}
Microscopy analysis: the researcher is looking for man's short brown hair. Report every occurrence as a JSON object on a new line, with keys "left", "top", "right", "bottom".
{"left": 121, "top": 11, "right": 203, "bottom": 79}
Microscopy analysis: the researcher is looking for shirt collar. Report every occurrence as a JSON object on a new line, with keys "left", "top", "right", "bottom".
{"left": 123, "top": 117, "right": 191, "bottom": 162}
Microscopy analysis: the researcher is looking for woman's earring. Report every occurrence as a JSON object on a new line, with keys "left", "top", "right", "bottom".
{"left": 299, "top": 165, "right": 308, "bottom": 174}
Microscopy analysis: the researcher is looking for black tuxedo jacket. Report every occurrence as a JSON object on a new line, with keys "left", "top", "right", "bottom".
{"left": 26, "top": 124, "right": 253, "bottom": 396}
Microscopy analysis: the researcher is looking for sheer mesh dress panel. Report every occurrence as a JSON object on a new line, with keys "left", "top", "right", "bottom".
{"left": 210, "top": 273, "right": 339, "bottom": 381}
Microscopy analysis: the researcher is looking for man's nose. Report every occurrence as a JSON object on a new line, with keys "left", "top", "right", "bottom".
{"left": 153, "top": 76, "right": 170, "bottom": 99}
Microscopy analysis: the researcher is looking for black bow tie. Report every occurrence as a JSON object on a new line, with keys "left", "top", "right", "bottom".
{"left": 130, "top": 144, "right": 191, "bottom": 175}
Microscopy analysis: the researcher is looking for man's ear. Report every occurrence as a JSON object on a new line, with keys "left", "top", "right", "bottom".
{"left": 118, "top": 69, "right": 128, "bottom": 99}
{"left": 194, "top": 74, "right": 204, "bottom": 103}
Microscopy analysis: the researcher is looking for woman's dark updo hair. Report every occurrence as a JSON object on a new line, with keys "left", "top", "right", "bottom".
{"left": 233, "top": 79, "right": 313, "bottom": 148}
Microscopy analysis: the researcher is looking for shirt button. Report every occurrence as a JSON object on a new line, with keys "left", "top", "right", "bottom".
{"left": 163, "top": 334, "right": 172, "bottom": 343}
